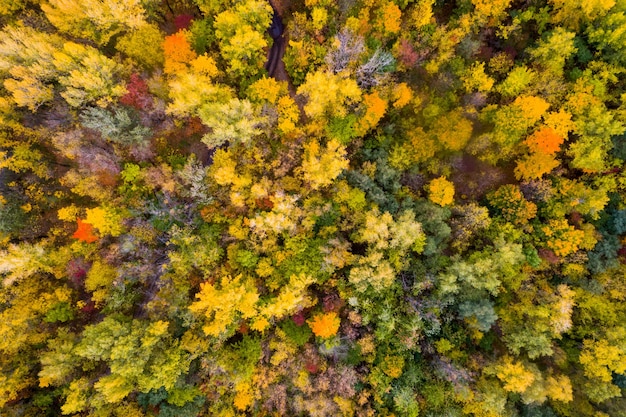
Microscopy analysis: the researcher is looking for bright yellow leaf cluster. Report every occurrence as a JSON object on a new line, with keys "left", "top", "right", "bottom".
{"left": 84, "top": 206, "right": 124, "bottom": 237}
{"left": 378, "top": 2, "right": 402, "bottom": 34}
{"left": 495, "top": 356, "right": 535, "bottom": 393}
{"left": 392, "top": 83, "right": 413, "bottom": 108}
{"left": 541, "top": 219, "right": 585, "bottom": 257}
{"left": 297, "top": 70, "right": 361, "bottom": 119}
{"left": 248, "top": 77, "right": 283, "bottom": 104}
{"left": 512, "top": 95, "right": 550, "bottom": 124}
{"left": 463, "top": 62, "right": 495, "bottom": 92}
{"left": 428, "top": 177, "right": 455, "bottom": 206}
{"left": 580, "top": 338, "right": 626, "bottom": 382}
{"left": 300, "top": 139, "right": 349, "bottom": 190}
{"left": 189, "top": 274, "right": 259, "bottom": 338}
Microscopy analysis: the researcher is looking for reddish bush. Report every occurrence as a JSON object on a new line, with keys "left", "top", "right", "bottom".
{"left": 120, "top": 74, "right": 153, "bottom": 111}
{"left": 174, "top": 14, "right": 194, "bottom": 30}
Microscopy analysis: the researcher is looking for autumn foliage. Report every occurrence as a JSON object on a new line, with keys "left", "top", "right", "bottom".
{"left": 2, "top": 0, "right": 626, "bottom": 416}
{"left": 163, "top": 31, "right": 197, "bottom": 74}
{"left": 308, "top": 312, "right": 341, "bottom": 338}
{"left": 524, "top": 127, "right": 565, "bottom": 155}
{"left": 71, "top": 219, "right": 98, "bottom": 243}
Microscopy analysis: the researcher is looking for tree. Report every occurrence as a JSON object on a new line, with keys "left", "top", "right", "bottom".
{"left": 487, "top": 184, "right": 537, "bottom": 225}
{"left": 357, "top": 92, "right": 387, "bottom": 135}
{"left": 163, "top": 30, "right": 197, "bottom": 75}
{"left": 497, "top": 66, "right": 536, "bottom": 98}
{"left": 471, "top": 0, "right": 513, "bottom": 26}
{"left": 515, "top": 152, "right": 559, "bottom": 180}
{"left": 0, "top": 0, "right": 28, "bottom": 16}
{"left": 375, "top": 2, "right": 402, "bottom": 35}
{"left": 356, "top": 49, "right": 395, "bottom": 88}
{"left": 298, "top": 139, "right": 349, "bottom": 190}
{"left": 81, "top": 106, "right": 151, "bottom": 146}
{"left": 41, "top": 0, "right": 154, "bottom": 45}
{"left": 462, "top": 62, "right": 495, "bottom": 93}
{"left": 116, "top": 24, "right": 164, "bottom": 70}
{"left": 494, "top": 356, "right": 536, "bottom": 394}
{"left": 430, "top": 110, "right": 473, "bottom": 152}
{"left": 550, "top": 0, "right": 616, "bottom": 29}
{"left": 84, "top": 206, "right": 125, "bottom": 237}
{"left": 539, "top": 219, "right": 585, "bottom": 257}
{"left": 72, "top": 219, "right": 98, "bottom": 243}
{"left": 588, "top": 10, "right": 626, "bottom": 65}
{"left": 297, "top": 70, "right": 361, "bottom": 119}
{"left": 213, "top": 0, "right": 272, "bottom": 78}
{"left": 524, "top": 127, "right": 564, "bottom": 155}
{"left": 189, "top": 274, "right": 259, "bottom": 338}
{"left": 166, "top": 54, "right": 232, "bottom": 117}
{"left": 0, "top": 25, "right": 63, "bottom": 110}
{"left": 308, "top": 312, "right": 340, "bottom": 338}
{"left": 428, "top": 177, "right": 455, "bottom": 207}
{"left": 53, "top": 42, "right": 126, "bottom": 107}
{"left": 529, "top": 28, "right": 577, "bottom": 74}
{"left": 68, "top": 317, "right": 191, "bottom": 410}
{"left": 198, "top": 98, "right": 265, "bottom": 149}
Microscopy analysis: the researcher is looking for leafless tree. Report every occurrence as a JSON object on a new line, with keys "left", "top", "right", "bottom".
{"left": 325, "top": 29, "right": 364, "bottom": 73}
{"left": 357, "top": 49, "right": 395, "bottom": 88}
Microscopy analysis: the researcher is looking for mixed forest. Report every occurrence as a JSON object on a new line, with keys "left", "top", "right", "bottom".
{"left": 2, "top": 0, "right": 626, "bottom": 416}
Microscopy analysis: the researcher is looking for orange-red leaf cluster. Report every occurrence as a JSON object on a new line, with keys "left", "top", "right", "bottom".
{"left": 72, "top": 219, "right": 98, "bottom": 243}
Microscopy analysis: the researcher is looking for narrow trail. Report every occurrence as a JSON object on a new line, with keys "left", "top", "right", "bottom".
{"left": 265, "top": 0, "right": 297, "bottom": 97}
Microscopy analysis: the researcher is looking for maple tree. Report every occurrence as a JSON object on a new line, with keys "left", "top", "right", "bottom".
{"left": 71, "top": 219, "right": 98, "bottom": 243}
{"left": 163, "top": 31, "right": 197, "bottom": 75}
{"left": 308, "top": 312, "right": 340, "bottom": 338}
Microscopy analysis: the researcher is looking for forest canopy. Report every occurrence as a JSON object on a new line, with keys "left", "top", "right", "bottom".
{"left": 1, "top": 0, "right": 626, "bottom": 416}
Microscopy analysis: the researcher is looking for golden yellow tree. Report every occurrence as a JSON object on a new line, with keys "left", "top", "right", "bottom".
{"left": 428, "top": 177, "right": 455, "bottom": 206}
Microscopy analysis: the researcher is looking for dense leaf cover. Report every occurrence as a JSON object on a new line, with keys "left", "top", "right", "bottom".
{"left": 1, "top": 0, "right": 626, "bottom": 416}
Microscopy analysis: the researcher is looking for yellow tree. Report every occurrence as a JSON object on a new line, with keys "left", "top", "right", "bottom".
{"left": 116, "top": 24, "right": 164, "bottom": 70}
{"left": 166, "top": 54, "right": 232, "bottom": 117}
{"left": 42, "top": 0, "right": 154, "bottom": 45}
{"left": 494, "top": 356, "right": 535, "bottom": 394}
{"left": 539, "top": 219, "right": 585, "bottom": 257}
{"left": 428, "top": 177, "right": 455, "bottom": 206}
{"left": 213, "top": 0, "right": 272, "bottom": 78}
{"left": 52, "top": 42, "right": 126, "bottom": 107}
{"left": 375, "top": 1, "right": 402, "bottom": 35}
{"left": 431, "top": 110, "right": 473, "bottom": 152}
{"left": 0, "top": 25, "right": 63, "bottom": 110}
{"left": 462, "top": 62, "right": 495, "bottom": 93}
{"left": 471, "top": 0, "right": 513, "bottom": 26}
{"left": 189, "top": 274, "right": 259, "bottom": 338}
{"left": 514, "top": 152, "right": 559, "bottom": 180}
{"left": 296, "top": 70, "right": 361, "bottom": 119}
{"left": 549, "top": 0, "right": 616, "bottom": 29}
{"left": 298, "top": 139, "right": 349, "bottom": 190}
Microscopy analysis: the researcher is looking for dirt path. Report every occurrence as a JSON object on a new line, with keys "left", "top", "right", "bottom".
{"left": 265, "top": 1, "right": 297, "bottom": 96}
